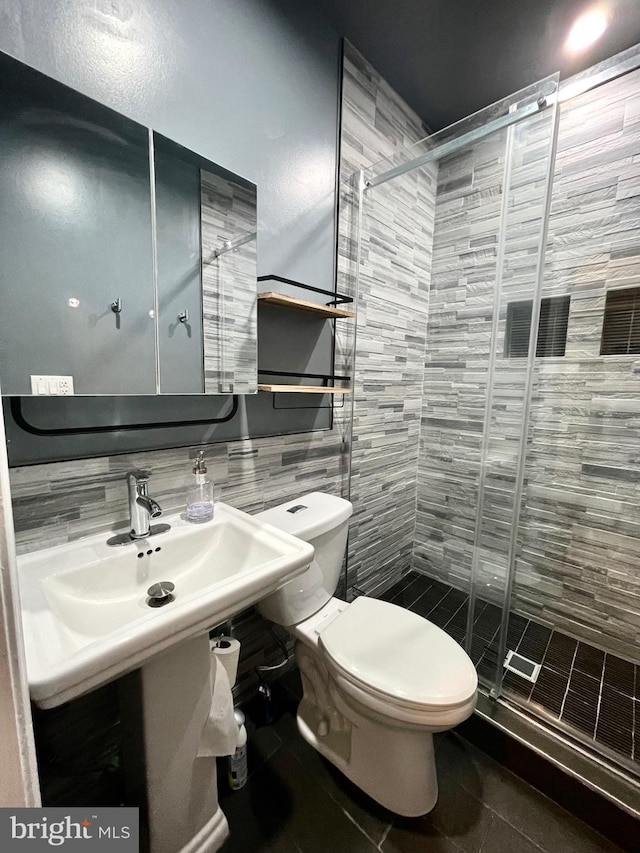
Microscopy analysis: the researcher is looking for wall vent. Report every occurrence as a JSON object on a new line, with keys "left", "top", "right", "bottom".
{"left": 505, "top": 296, "right": 570, "bottom": 358}
{"left": 600, "top": 286, "right": 640, "bottom": 355}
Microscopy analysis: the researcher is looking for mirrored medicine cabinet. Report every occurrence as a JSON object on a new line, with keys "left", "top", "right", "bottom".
{"left": 0, "top": 50, "right": 257, "bottom": 396}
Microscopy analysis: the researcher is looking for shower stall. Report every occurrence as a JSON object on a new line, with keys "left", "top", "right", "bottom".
{"left": 346, "top": 44, "right": 640, "bottom": 810}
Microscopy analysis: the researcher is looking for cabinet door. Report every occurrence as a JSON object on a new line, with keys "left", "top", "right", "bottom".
{"left": 0, "top": 53, "right": 157, "bottom": 395}
{"left": 154, "top": 144, "right": 204, "bottom": 394}
{"left": 154, "top": 133, "right": 258, "bottom": 395}
{"left": 200, "top": 169, "right": 257, "bottom": 394}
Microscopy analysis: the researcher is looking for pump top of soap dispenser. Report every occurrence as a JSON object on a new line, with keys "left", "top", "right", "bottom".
{"left": 193, "top": 450, "right": 207, "bottom": 475}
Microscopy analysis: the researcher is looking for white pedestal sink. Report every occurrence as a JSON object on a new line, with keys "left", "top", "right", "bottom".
{"left": 120, "top": 635, "right": 230, "bottom": 853}
{"left": 17, "top": 502, "right": 314, "bottom": 853}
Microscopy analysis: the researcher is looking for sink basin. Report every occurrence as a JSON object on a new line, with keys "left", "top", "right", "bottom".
{"left": 17, "top": 502, "right": 314, "bottom": 708}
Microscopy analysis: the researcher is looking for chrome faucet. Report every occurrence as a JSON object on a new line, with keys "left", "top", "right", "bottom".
{"left": 107, "top": 470, "right": 171, "bottom": 546}
{"left": 128, "top": 470, "right": 162, "bottom": 538}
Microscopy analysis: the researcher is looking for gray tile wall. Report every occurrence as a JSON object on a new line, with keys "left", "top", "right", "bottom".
{"left": 414, "top": 69, "right": 640, "bottom": 660}
{"left": 414, "top": 107, "right": 556, "bottom": 593}
{"left": 10, "top": 430, "right": 347, "bottom": 554}
{"left": 414, "top": 130, "right": 509, "bottom": 593}
{"left": 514, "top": 70, "right": 640, "bottom": 656}
{"left": 200, "top": 171, "right": 257, "bottom": 395}
{"left": 337, "top": 42, "right": 437, "bottom": 595}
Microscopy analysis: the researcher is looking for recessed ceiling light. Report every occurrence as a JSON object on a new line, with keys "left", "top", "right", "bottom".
{"left": 565, "top": 8, "right": 609, "bottom": 52}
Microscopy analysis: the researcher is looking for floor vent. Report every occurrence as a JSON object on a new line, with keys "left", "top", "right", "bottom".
{"left": 504, "top": 650, "right": 541, "bottom": 683}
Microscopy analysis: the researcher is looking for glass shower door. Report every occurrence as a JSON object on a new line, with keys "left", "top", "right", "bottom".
{"left": 463, "top": 93, "right": 560, "bottom": 695}
{"left": 497, "top": 64, "right": 640, "bottom": 777}
{"left": 372, "top": 77, "right": 560, "bottom": 693}
{"left": 354, "top": 72, "right": 559, "bottom": 693}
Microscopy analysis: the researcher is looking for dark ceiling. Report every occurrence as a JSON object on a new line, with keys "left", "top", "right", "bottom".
{"left": 313, "top": 0, "right": 640, "bottom": 130}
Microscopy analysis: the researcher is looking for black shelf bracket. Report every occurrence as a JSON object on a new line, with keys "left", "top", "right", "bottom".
{"left": 257, "top": 274, "right": 353, "bottom": 307}
{"left": 258, "top": 369, "right": 351, "bottom": 385}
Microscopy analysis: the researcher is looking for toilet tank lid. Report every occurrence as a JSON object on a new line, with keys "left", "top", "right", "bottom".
{"left": 256, "top": 492, "right": 352, "bottom": 541}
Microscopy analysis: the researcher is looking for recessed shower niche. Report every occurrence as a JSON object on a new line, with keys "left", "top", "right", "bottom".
{"left": 0, "top": 51, "right": 257, "bottom": 397}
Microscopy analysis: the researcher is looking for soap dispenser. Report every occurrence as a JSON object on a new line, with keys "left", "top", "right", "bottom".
{"left": 186, "top": 450, "right": 214, "bottom": 523}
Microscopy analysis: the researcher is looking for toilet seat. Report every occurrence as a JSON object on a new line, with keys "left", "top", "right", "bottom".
{"left": 318, "top": 597, "right": 477, "bottom": 726}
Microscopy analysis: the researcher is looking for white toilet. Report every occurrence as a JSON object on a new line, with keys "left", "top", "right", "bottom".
{"left": 256, "top": 492, "right": 478, "bottom": 817}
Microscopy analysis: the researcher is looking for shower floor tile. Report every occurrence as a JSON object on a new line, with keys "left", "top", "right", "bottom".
{"left": 380, "top": 571, "right": 640, "bottom": 775}
{"left": 562, "top": 689, "right": 598, "bottom": 737}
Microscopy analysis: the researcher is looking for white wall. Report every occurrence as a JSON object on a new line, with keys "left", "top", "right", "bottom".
{"left": 0, "top": 397, "right": 39, "bottom": 806}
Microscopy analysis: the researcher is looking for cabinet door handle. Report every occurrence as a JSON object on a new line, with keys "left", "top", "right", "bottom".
{"left": 178, "top": 309, "right": 189, "bottom": 324}
{"left": 111, "top": 297, "right": 123, "bottom": 314}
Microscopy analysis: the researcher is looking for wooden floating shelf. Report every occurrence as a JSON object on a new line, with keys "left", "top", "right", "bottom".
{"left": 258, "top": 291, "right": 355, "bottom": 319}
{"left": 257, "top": 384, "right": 352, "bottom": 394}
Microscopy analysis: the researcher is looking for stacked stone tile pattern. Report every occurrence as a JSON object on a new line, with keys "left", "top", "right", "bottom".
{"left": 414, "top": 105, "right": 557, "bottom": 605}
{"left": 200, "top": 170, "right": 257, "bottom": 394}
{"left": 338, "top": 42, "right": 437, "bottom": 595}
{"left": 9, "top": 430, "right": 346, "bottom": 555}
{"left": 414, "top": 68, "right": 640, "bottom": 659}
{"left": 515, "top": 70, "right": 640, "bottom": 654}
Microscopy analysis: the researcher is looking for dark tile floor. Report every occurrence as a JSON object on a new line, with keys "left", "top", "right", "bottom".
{"left": 219, "top": 670, "right": 624, "bottom": 853}
{"left": 379, "top": 572, "right": 640, "bottom": 774}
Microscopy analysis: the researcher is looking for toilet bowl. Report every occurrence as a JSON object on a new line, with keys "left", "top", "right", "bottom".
{"left": 256, "top": 492, "right": 477, "bottom": 816}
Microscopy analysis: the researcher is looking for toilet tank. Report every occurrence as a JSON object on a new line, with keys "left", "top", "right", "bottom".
{"left": 254, "top": 492, "right": 353, "bottom": 627}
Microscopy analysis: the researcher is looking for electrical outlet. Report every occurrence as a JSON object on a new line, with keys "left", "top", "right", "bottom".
{"left": 30, "top": 375, "right": 75, "bottom": 396}
{"left": 57, "top": 376, "right": 74, "bottom": 395}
